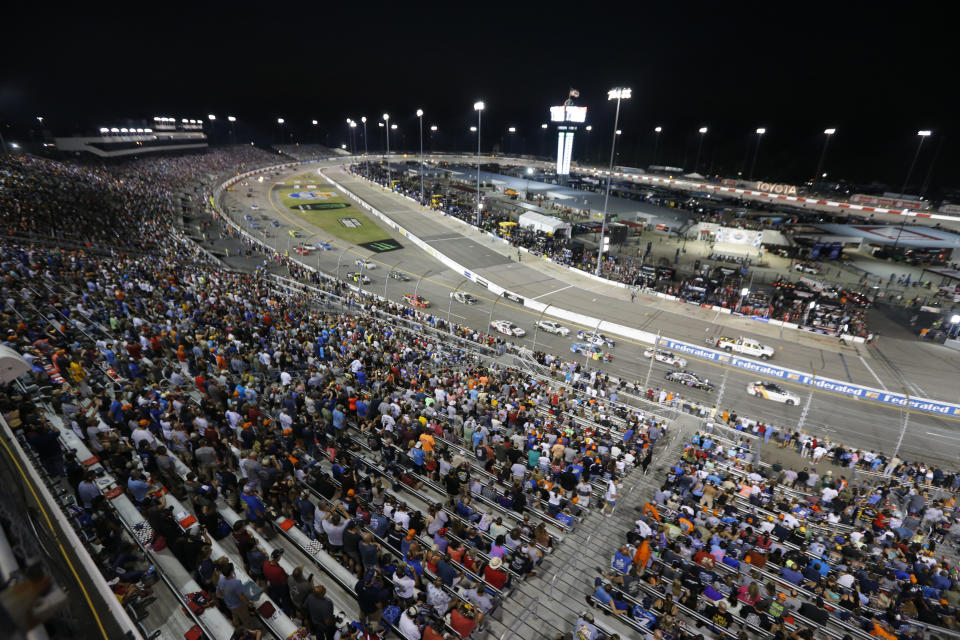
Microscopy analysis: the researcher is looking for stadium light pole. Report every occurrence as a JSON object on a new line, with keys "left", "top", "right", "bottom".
{"left": 525, "top": 166, "right": 534, "bottom": 200}
{"left": 815, "top": 128, "right": 836, "bottom": 183}
{"left": 383, "top": 113, "right": 391, "bottom": 189}
{"left": 414, "top": 269, "right": 432, "bottom": 299}
{"left": 749, "top": 128, "right": 765, "bottom": 180}
{"left": 417, "top": 109, "right": 425, "bottom": 204}
{"left": 361, "top": 117, "right": 368, "bottom": 177}
{"left": 474, "top": 101, "right": 485, "bottom": 227}
{"left": 348, "top": 119, "right": 357, "bottom": 157}
{"left": 596, "top": 87, "right": 631, "bottom": 277}
{"left": 227, "top": 116, "right": 237, "bottom": 143}
{"left": 430, "top": 124, "right": 438, "bottom": 152}
{"left": 652, "top": 126, "right": 662, "bottom": 166}
{"left": 694, "top": 126, "right": 708, "bottom": 174}
{"left": 531, "top": 304, "right": 553, "bottom": 354}
{"left": 892, "top": 130, "right": 932, "bottom": 255}
{"left": 901, "top": 130, "right": 932, "bottom": 197}
{"left": 277, "top": 117, "right": 285, "bottom": 144}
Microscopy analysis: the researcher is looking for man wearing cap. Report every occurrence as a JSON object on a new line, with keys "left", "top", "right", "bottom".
{"left": 398, "top": 605, "right": 421, "bottom": 640}
{"left": 263, "top": 549, "right": 292, "bottom": 614}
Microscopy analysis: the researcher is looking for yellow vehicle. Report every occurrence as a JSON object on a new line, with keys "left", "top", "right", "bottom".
{"left": 288, "top": 229, "right": 301, "bottom": 238}
{"left": 504, "top": 188, "right": 519, "bottom": 198}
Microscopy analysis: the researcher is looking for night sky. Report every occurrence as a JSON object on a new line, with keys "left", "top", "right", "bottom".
{"left": 1, "top": 1, "right": 954, "bottom": 194}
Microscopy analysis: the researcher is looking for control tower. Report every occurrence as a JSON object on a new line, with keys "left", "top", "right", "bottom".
{"left": 550, "top": 89, "right": 588, "bottom": 181}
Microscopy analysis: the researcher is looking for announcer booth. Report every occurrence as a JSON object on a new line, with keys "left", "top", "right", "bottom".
{"left": 550, "top": 93, "right": 588, "bottom": 182}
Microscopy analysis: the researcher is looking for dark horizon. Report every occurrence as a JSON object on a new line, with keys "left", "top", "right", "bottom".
{"left": 1, "top": 1, "right": 953, "bottom": 196}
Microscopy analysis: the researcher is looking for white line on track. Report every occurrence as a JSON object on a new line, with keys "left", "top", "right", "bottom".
{"left": 448, "top": 313, "right": 467, "bottom": 319}
{"left": 926, "top": 432, "right": 960, "bottom": 441}
{"left": 858, "top": 356, "right": 887, "bottom": 390}
{"left": 531, "top": 284, "right": 574, "bottom": 300}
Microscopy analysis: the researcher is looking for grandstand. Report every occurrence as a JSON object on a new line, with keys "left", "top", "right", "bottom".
{"left": 0, "top": 148, "right": 958, "bottom": 640}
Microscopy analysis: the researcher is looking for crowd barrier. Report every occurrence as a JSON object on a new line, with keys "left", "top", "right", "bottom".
{"left": 210, "top": 158, "right": 960, "bottom": 420}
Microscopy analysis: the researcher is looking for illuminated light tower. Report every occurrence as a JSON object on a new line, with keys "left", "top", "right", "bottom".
{"left": 595, "top": 87, "right": 629, "bottom": 276}
{"left": 549, "top": 88, "right": 588, "bottom": 182}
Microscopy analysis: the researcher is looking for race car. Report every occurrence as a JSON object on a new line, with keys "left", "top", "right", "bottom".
{"left": 746, "top": 381, "right": 800, "bottom": 405}
{"left": 450, "top": 291, "right": 478, "bottom": 304}
{"left": 294, "top": 244, "right": 311, "bottom": 255}
{"left": 345, "top": 271, "right": 371, "bottom": 285}
{"left": 490, "top": 320, "right": 526, "bottom": 337}
{"left": 250, "top": 204, "right": 261, "bottom": 210}
{"left": 570, "top": 342, "right": 612, "bottom": 362}
{"left": 794, "top": 262, "right": 821, "bottom": 275}
{"left": 288, "top": 229, "right": 301, "bottom": 238}
{"left": 576, "top": 330, "right": 615, "bottom": 347}
{"left": 535, "top": 320, "right": 569, "bottom": 336}
{"left": 243, "top": 214, "right": 254, "bottom": 221}
{"left": 665, "top": 370, "right": 714, "bottom": 392}
{"left": 271, "top": 219, "right": 281, "bottom": 228}
{"left": 314, "top": 241, "right": 333, "bottom": 251}
{"left": 403, "top": 294, "right": 431, "bottom": 308}
{"left": 354, "top": 258, "right": 376, "bottom": 269}
{"left": 643, "top": 348, "right": 687, "bottom": 368}
{"left": 389, "top": 270, "right": 411, "bottom": 281}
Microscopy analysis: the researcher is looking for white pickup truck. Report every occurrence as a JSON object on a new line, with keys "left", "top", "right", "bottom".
{"left": 712, "top": 336, "right": 775, "bottom": 360}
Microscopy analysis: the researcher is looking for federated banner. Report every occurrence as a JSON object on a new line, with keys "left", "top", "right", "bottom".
{"left": 658, "top": 337, "right": 960, "bottom": 417}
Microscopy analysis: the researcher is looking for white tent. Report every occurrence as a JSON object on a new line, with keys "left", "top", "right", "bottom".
{"left": 517, "top": 212, "right": 572, "bottom": 237}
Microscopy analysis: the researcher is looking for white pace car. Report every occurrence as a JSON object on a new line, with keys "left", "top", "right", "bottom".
{"left": 643, "top": 348, "right": 688, "bottom": 368}
{"left": 746, "top": 381, "right": 801, "bottom": 405}
{"left": 535, "top": 320, "right": 570, "bottom": 336}
{"left": 490, "top": 320, "right": 526, "bottom": 337}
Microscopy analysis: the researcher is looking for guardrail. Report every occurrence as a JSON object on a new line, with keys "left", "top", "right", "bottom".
{"left": 209, "top": 157, "right": 960, "bottom": 422}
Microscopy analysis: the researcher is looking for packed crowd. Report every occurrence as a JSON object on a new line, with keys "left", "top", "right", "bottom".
{"left": 0, "top": 147, "right": 279, "bottom": 253}
{"left": 582, "top": 421, "right": 960, "bottom": 640}
{"left": 0, "top": 147, "right": 674, "bottom": 640}
{"left": 352, "top": 162, "right": 873, "bottom": 339}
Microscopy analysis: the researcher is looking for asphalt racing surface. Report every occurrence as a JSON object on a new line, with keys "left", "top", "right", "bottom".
{"left": 218, "top": 159, "right": 960, "bottom": 467}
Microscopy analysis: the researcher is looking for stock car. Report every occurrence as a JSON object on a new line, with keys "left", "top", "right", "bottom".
{"left": 288, "top": 229, "right": 302, "bottom": 238}
{"left": 643, "top": 348, "right": 687, "bottom": 368}
{"left": 346, "top": 271, "right": 371, "bottom": 285}
{"left": 535, "top": 320, "right": 570, "bottom": 337}
{"left": 244, "top": 214, "right": 254, "bottom": 222}
{"left": 450, "top": 291, "right": 478, "bottom": 304}
{"left": 576, "top": 330, "right": 616, "bottom": 347}
{"left": 315, "top": 241, "right": 333, "bottom": 251}
{"left": 570, "top": 342, "right": 612, "bottom": 362}
{"left": 294, "top": 244, "right": 311, "bottom": 255}
{"left": 355, "top": 258, "right": 376, "bottom": 269}
{"left": 490, "top": 320, "right": 526, "bottom": 337}
{"left": 665, "top": 370, "right": 714, "bottom": 392}
{"left": 271, "top": 219, "right": 281, "bottom": 228}
{"left": 746, "top": 381, "right": 801, "bottom": 405}
{"left": 794, "top": 262, "right": 821, "bottom": 275}
{"left": 389, "top": 270, "right": 411, "bottom": 281}
{"left": 403, "top": 294, "right": 431, "bottom": 308}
